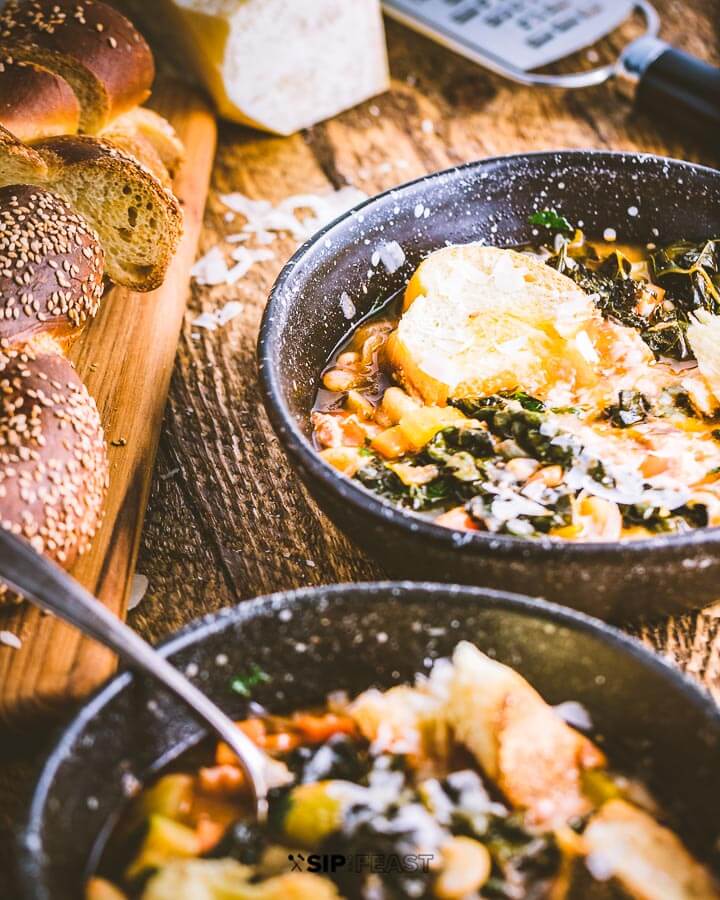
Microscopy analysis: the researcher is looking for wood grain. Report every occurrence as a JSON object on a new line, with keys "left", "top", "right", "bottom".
{"left": 1, "top": 3, "right": 719, "bottom": 894}
{"left": 0, "top": 79, "right": 217, "bottom": 726}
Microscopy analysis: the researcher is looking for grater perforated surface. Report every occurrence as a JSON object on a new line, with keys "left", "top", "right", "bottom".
{"left": 383, "top": 0, "right": 634, "bottom": 70}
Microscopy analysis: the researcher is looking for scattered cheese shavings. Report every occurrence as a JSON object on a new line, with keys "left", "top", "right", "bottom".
{"left": 191, "top": 246, "right": 275, "bottom": 288}
{"left": 192, "top": 312, "right": 220, "bottom": 330}
{"left": 192, "top": 186, "right": 367, "bottom": 289}
{"left": 191, "top": 246, "right": 230, "bottom": 286}
{"left": 192, "top": 301, "right": 245, "bottom": 331}
{"left": 219, "top": 186, "right": 367, "bottom": 244}
{"left": 226, "top": 247, "right": 276, "bottom": 284}
{"left": 574, "top": 329, "right": 600, "bottom": 364}
{"left": 127, "top": 574, "right": 149, "bottom": 611}
{"left": 0, "top": 630, "right": 22, "bottom": 650}
{"left": 340, "top": 292, "right": 356, "bottom": 319}
{"left": 376, "top": 240, "right": 406, "bottom": 274}
{"left": 215, "top": 300, "right": 244, "bottom": 326}
{"left": 554, "top": 700, "right": 593, "bottom": 731}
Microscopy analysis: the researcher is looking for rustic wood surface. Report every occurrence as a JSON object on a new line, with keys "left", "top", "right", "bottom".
{"left": 0, "top": 79, "right": 216, "bottom": 729}
{"left": 1, "top": 2, "right": 719, "bottom": 894}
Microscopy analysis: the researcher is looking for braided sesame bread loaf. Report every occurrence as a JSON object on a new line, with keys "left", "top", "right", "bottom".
{"left": 0, "top": 185, "right": 104, "bottom": 345}
{"left": 0, "top": 14, "right": 183, "bottom": 189}
{"left": 0, "top": 0, "right": 154, "bottom": 134}
{"left": 0, "top": 185, "right": 108, "bottom": 604}
{"left": 0, "top": 126, "right": 183, "bottom": 291}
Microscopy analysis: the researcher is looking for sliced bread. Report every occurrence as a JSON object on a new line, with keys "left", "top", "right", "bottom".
{"left": 0, "top": 54, "right": 80, "bottom": 143}
{"left": 0, "top": 126, "right": 183, "bottom": 291}
{"left": 386, "top": 245, "right": 608, "bottom": 405}
{"left": 0, "top": 0, "right": 154, "bottom": 133}
{"left": 101, "top": 107, "right": 184, "bottom": 179}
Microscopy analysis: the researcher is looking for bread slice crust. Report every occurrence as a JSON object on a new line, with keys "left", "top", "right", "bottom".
{"left": 0, "top": 54, "right": 80, "bottom": 143}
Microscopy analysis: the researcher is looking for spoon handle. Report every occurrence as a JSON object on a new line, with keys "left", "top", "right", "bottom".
{"left": 0, "top": 529, "right": 268, "bottom": 820}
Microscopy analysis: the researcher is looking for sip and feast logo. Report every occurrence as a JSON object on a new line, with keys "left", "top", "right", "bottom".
{"left": 287, "top": 852, "right": 435, "bottom": 874}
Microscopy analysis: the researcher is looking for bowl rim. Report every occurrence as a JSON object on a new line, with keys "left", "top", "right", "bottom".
{"left": 19, "top": 580, "right": 720, "bottom": 899}
{"left": 258, "top": 148, "right": 720, "bottom": 563}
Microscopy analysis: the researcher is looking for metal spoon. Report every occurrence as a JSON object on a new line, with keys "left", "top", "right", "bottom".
{"left": 0, "top": 529, "right": 270, "bottom": 821}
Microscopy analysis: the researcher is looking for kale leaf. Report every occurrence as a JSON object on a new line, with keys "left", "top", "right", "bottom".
{"left": 546, "top": 242, "right": 699, "bottom": 360}
{"left": 451, "top": 398, "right": 580, "bottom": 467}
{"left": 230, "top": 664, "right": 270, "bottom": 697}
{"left": 528, "top": 208, "right": 573, "bottom": 234}
{"left": 650, "top": 239, "right": 720, "bottom": 312}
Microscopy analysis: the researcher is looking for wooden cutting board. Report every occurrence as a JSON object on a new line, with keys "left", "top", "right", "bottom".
{"left": 0, "top": 79, "right": 217, "bottom": 729}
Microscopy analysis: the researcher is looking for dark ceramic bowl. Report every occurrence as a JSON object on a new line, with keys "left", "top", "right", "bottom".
{"left": 19, "top": 582, "right": 720, "bottom": 899}
{"left": 258, "top": 150, "right": 720, "bottom": 621}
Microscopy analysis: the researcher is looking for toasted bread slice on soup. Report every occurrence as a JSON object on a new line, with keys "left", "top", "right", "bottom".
{"left": 386, "top": 244, "right": 651, "bottom": 407}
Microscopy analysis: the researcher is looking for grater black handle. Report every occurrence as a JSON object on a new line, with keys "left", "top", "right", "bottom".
{"left": 635, "top": 46, "right": 720, "bottom": 132}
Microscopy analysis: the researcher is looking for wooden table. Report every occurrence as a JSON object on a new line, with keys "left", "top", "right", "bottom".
{"left": 1, "top": 2, "right": 719, "bottom": 894}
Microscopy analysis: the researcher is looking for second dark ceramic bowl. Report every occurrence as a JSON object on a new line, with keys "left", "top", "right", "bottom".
{"left": 259, "top": 150, "right": 720, "bottom": 621}
{"left": 19, "top": 583, "right": 720, "bottom": 898}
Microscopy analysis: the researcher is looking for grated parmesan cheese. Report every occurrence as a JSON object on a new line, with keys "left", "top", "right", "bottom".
{"left": 192, "top": 301, "right": 244, "bottom": 331}
{"left": 376, "top": 240, "right": 406, "bottom": 274}
{"left": 0, "top": 630, "right": 22, "bottom": 650}
{"left": 220, "top": 186, "right": 367, "bottom": 244}
{"left": 127, "top": 574, "right": 149, "bottom": 611}
{"left": 574, "top": 329, "right": 600, "bottom": 364}
{"left": 192, "top": 186, "right": 367, "bottom": 289}
{"left": 340, "top": 292, "right": 356, "bottom": 319}
{"left": 190, "top": 246, "right": 230, "bottom": 286}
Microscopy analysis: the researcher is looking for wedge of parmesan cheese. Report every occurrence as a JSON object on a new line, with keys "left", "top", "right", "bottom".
{"left": 385, "top": 245, "right": 607, "bottom": 406}
{"left": 120, "top": 0, "right": 389, "bottom": 135}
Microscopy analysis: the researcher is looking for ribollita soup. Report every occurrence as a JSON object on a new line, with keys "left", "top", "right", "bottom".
{"left": 311, "top": 212, "right": 720, "bottom": 542}
{"left": 88, "top": 641, "right": 718, "bottom": 899}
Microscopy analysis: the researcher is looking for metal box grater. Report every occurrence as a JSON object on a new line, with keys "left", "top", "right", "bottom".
{"left": 382, "top": 0, "right": 635, "bottom": 74}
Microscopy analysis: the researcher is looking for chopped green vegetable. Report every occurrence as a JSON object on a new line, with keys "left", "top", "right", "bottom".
{"left": 528, "top": 208, "right": 573, "bottom": 234}
{"left": 650, "top": 239, "right": 720, "bottom": 311}
{"left": 357, "top": 398, "right": 580, "bottom": 535}
{"left": 622, "top": 501, "right": 707, "bottom": 533}
{"left": 545, "top": 236, "right": 720, "bottom": 361}
{"left": 230, "top": 664, "right": 270, "bottom": 698}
